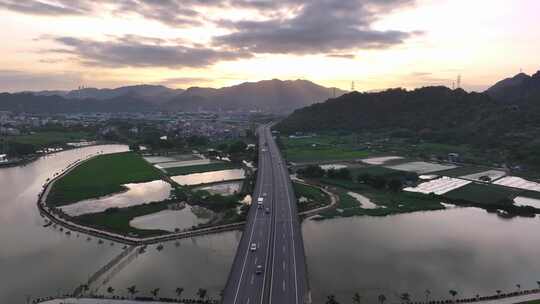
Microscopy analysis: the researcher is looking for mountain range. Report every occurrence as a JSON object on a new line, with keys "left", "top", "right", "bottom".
{"left": 2, "top": 79, "right": 346, "bottom": 114}
{"left": 485, "top": 70, "right": 540, "bottom": 103}
{"left": 276, "top": 70, "right": 540, "bottom": 168}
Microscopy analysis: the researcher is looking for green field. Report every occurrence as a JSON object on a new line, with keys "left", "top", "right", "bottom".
{"left": 75, "top": 201, "right": 170, "bottom": 237}
{"left": 430, "top": 165, "right": 492, "bottom": 177}
{"left": 317, "top": 178, "right": 443, "bottom": 218}
{"left": 443, "top": 183, "right": 519, "bottom": 205}
{"left": 293, "top": 182, "right": 331, "bottom": 212}
{"left": 47, "top": 152, "right": 163, "bottom": 206}
{"left": 11, "top": 131, "right": 91, "bottom": 146}
{"left": 166, "top": 162, "right": 238, "bottom": 176}
{"left": 519, "top": 300, "right": 540, "bottom": 304}
{"left": 280, "top": 135, "right": 369, "bottom": 162}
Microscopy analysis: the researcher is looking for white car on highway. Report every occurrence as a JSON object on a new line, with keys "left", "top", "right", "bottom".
{"left": 250, "top": 243, "right": 257, "bottom": 252}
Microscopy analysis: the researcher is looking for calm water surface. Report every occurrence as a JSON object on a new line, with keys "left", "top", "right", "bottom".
{"left": 59, "top": 180, "right": 172, "bottom": 216}
{"left": 0, "top": 145, "right": 128, "bottom": 303}
{"left": 303, "top": 208, "right": 540, "bottom": 303}
{"left": 171, "top": 169, "right": 245, "bottom": 186}
{"left": 3, "top": 145, "right": 540, "bottom": 304}
{"left": 129, "top": 205, "right": 211, "bottom": 231}
{"left": 0, "top": 145, "right": 240, "bottom": 303}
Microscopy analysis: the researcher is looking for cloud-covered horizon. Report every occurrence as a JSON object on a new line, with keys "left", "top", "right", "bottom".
{"left": 2, "top": 0, "right": 419, "bottom": 69}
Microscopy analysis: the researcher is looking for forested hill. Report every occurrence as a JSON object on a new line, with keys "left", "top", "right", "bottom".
{"left": 275, "top": 86, "right": 540, "bottom": 149}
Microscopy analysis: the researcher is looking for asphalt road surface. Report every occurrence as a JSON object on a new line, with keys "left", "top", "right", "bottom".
{"left": 222, "top": 124, "right": 308, "bottom": 304}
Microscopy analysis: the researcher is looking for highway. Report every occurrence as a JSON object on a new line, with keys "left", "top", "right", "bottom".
{"left": 222, "top": 124, "right": 308, "bottom": 304}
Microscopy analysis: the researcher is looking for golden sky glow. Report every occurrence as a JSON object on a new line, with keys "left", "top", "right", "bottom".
{"left": 0, "top": 0, "right": 538, "bottom": 92}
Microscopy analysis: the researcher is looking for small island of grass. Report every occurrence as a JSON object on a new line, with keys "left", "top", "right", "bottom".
{"left": 47, "top": 151, "right": 162, "bottom": 207}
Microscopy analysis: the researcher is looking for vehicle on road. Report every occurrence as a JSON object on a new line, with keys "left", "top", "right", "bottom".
{"left": 256, "top": 265, "right": 263, "bottom": 275}
{"left": 265, "top": 207, "right": 270, "bottom": 214}
{"left": 250, "top": 243, "right": 257, "bottom": 252}
{"left": 257, "top": 197, "right": 264, "bottom": 209}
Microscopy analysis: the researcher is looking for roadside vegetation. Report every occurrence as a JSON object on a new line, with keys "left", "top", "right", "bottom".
{"left": 296, "top": 164, "right": 443, "bottom": 219}
{"left": 292, "top": 182, "right": 332, "bottom": 212}
{"left": 47, "top": 152, "right": 162, "bottom": 206}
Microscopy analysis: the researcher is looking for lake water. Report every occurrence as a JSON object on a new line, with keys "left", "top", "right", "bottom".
{"left": 59, "top": 180, "right": 172, "bottom": 216}
{"left": 0, "top": 145, "right": 128, "bottom": 303}
{"left": 129, "top": 205, "right": 211, "bottom": 232}
{"left": 303, "top": 208, "right": 540, "bottom": 303}
{"left": 171, "top": 169, "right": 245, "bottom": 186}
{"left": 96, "top": 232, "right": 241, "bottom": 300}
{"left": 3, "top": 145, "right": 540, "bottom": 304}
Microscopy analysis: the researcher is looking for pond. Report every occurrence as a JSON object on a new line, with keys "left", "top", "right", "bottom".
{"left": 303, "top": 207, "right": 540, "bottom": 304}
{"left": 195, "top": 181, "right": 243, "bottom": 195}
{"left": 59, "top": 180, "right": 172, "bottom": 216}
{"left": 129, "top": 205, "right": 211, "bottom": 232}
{"left": 171, "top": 169, "right": 245, "bottom": 186}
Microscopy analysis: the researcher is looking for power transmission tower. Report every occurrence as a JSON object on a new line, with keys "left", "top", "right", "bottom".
{"left": 351, "top": 81, "right": 355, "bottom": 91}
{"left": 457, "top": 75, "right": 461, "bottom": 89}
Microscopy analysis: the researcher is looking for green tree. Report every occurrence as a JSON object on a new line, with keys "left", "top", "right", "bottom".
{"left": 197, "top": 288, "right": 207, "bottom": 300}
{"left": 325, "top": 294, "right": 339, "bottom": 304}
{"left": 175, "top": 287, "right": 184, "bottom": 298}
{"left": 425, "top": 289, "right": 431, "bottom": 303}
{"left": 388, "top": 179, "right": 403, "bottom": 192}
{"left": 400, "top": 293, "right": 411, "bottom": 303}
{"left": 300, "top": 165, "right": 325, "bottom": 178}
{"left": 150, "top": 288, "right": 160, "bottom": 298}
{"left": 378, "top": 294, "right": 387, "bottom": 304}
{"left": 352, "top": 292, "right": 362, "bottom": 304}
{"left": 106, "top": 286, "right": 114, "bottom": 296}
{"left": 127, "top": 285, "right": 138, "bottom": 298}
{"left": 449, "top": 290, "right": 458, "bottom": 302}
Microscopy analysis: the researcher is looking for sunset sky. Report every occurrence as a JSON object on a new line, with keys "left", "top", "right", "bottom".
{"left": 0, "top": 0, "right": 539, "bottom": 92}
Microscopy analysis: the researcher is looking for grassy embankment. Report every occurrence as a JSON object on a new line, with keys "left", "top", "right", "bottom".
{"left": 76, "top": 200, "right": 173, "bottom": 237}
{"left": 292, "top": 182, "right": 332, "bottom": 212}
{"left": 279, "top": 134, "right": 369, "bottom": 163}
{"left": 165, "top": 162, "right": 238, "bottom": 176}
{"left": 47, "top": 151, "right": 163, "bottom": 207}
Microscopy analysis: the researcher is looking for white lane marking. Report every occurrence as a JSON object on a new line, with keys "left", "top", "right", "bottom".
{"left": 282, "top": 280, "right": 286, "bottom": 291}
{"left": 250, "top": 274, "right": 255, "bottom": 285}
{"left": 260, "top": 129, "right": 275, "bottom": 304}
{"left": 254, "top": 257, "right": 258, "bottom": 264}
{"left": 268, "top": 128, "right": 279, "bottom": 304}
{"left": 282, "top": 261, "right": 286, "bottom": 270}
{"left": 282, "top": 245, "right": 286, "bottom": 253}
{"left": 276, "top": 131, "right": 300, "bottom": 304}
{"left": 246, "top": 297, "right": 251, "bottom": 304}
{"left": 232, "top": 144, "right": 266, "bottom": 304}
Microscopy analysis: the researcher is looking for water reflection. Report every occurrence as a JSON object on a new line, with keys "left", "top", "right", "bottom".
{"left": 0, "top": 145, "right": 128, "bottom": 303}
{"left": 303, "top": 208, "right": 540, "bottom": 303}
{"left": 171, "top": 169, "right": 245, "bottom": 186}
{"left": 100, "top": 231, "right": 241, "bottom": 299}
{"left": 196, "top": 181, "right": 243, "bottom": 195}
{"left": 129, "top": 205, "right": 211, "bottom": 231}
{"left": 59, "top": 180, "right": 172, "bottom": 216}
